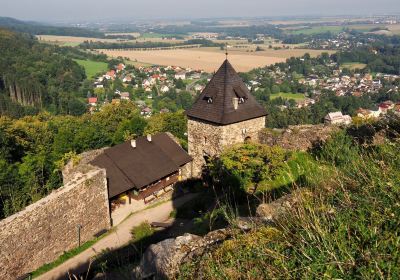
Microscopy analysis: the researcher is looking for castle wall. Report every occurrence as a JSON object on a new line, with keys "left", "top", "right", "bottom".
{"left": 188, "top": 116, "right": 266, "bottom": 177}
{"left": 0, "top": 169, "right": 111, "bottom": 280}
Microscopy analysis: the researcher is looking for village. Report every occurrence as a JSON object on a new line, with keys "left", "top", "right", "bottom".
{"left": 87, "top": 62, "right": 208, "bottom": 116}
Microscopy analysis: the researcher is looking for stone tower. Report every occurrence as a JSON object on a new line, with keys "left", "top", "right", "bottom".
{"left": 186, "top": 59, "right": 267, "bottom": 177}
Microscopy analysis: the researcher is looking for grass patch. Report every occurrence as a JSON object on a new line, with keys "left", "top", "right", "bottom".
{"left": 73, "top": 59, "right": 108, "bottom": 79}
{"left": 340, "top": 62, "right": 367, "bottom": 70}
{"left": 270, "top": 92, "right": 306, "bottom": 101}
{"left": 131, "top": 222, "right": 155, "bottom": 243}
{"left": 31, "top": 233, "right": 107, "bottom": 278}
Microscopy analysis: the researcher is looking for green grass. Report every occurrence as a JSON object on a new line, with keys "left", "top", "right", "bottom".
{"left": 178, "top": 123, "right": 400, "bottom": 279}
{"left": 270, "top": 92, "right": 306, "bottom": 101}
{"left": 131, "top": 222, "right": 155, "bottom": 242}
{"left": 340, "top": 62, "right": 367, "bottom": 70}
{"left": 73, "top": 59, "right": 108, "bottom": 79}
{"left": 289, "top": 26, "right": 344, "bottom": 35}
{"left": 31, "top": 233, "right": 108, "bottom": 278}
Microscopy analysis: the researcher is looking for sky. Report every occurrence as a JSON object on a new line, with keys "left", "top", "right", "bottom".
{"left": 1, "top": 0, "right": 400, "bottom": 23}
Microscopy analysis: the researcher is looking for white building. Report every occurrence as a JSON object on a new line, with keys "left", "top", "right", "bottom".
{"left": 324, "top": 112, "right": 352, "bottom": 125}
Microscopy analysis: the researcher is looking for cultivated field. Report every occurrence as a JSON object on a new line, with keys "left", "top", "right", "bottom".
{"left": 100, "top": 47, "right": 332, "bottom": 72}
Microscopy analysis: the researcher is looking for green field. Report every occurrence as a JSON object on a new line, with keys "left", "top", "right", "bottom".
{"left": 140, "top": 32, "right": 183, "bottom": 38}
{"left": 340, "top": 62, "right": 367, "bottom": 70}
{"left": 73, "top": 59, "right": 108, "bottom": 78}
{"left": 289, "top": 26, "right": 344, "bottom": 35}
{"left": 270, "top": 92, "right": 306, "bottom": 101}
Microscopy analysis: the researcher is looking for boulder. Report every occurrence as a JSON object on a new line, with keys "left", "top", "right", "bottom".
{"left": 256, "top": 189, "right": 309, "bottom": 221}
{"left": 135, "top": 229, "right": 231, "bottom": 279}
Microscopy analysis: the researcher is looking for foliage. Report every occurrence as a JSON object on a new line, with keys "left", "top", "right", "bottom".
{"left": 209, "top": 144, "right": 287, "bottom": 193}
{"left": 130, "top": 222, "right": 155, "bottom": 243}
{"left": 0, "top": 103, "right": 188, "bottom": 219}
{"left": 178, "top": 120, "right": 400, "bottom": 279}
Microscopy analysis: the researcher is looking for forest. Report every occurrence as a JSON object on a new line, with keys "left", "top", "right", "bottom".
{"left": 0, "top": 28, "right": 114, "bottom": 118}
{"left": 0, "top": 102, "right": 187, "bottom": 219}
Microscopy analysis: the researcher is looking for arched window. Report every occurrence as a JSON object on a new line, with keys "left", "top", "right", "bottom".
{"left": 244, "top": 136, "right": 252, "bottom": 143}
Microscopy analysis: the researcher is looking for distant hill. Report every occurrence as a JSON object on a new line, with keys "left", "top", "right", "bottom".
{"left": 0, "top": 17, "right": 105, "bottom": 38}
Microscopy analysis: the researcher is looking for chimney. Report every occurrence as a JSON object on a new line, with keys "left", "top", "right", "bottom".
{"left": 130, "top": 139, "right": 136, "bottom": 148}
{"left": 147, "top": 134, "right": 152, "bottom": 142}
{"left": 233, "top": 97, "right": 239, "bottom": 110}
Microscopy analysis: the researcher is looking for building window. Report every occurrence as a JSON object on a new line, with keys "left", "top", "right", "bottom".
{"left": 204, "top": 136, "right": 207, "bottom": 144}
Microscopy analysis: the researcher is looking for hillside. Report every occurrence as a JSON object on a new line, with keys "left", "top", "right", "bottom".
{"left": 0, "top": 17, "right": 105, "bottom": 38}
{"left": 129, "top": 116, "right": 400, "bottom": 279}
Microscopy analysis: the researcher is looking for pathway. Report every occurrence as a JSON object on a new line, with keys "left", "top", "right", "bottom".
{"left": 36, "top": 194, "right": 197, "bottom": 280}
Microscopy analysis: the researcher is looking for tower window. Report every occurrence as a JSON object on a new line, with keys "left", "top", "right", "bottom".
{"left": 203, "top": 96, "right": 213, "bottom": 103}
{"left": 239, "top": 97, "right": 245, "bottom": 104}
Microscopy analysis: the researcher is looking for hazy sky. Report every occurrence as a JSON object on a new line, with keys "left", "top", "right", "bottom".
{"left": 1, "top": 0, "right": 400, "bottom": 23}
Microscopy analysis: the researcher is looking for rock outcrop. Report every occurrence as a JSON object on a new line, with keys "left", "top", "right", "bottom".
{"left": 135, "top": 229, "right": 232, "bottom": 279}
{"left": 259, "top": 125, "right": 338, "bottom": 151}
{"left": 256, "top": 189, "right": 310, "bottom": 221}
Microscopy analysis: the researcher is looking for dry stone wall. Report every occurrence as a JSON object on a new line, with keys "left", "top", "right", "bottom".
{"left": 0, "top": 169, "right": 111, "bottom": 280}
{"left": 259, "top": 125, "right": 338, "bottom": 151}
{"left": 188, "top": 116, "right": 266, "bottom": 177}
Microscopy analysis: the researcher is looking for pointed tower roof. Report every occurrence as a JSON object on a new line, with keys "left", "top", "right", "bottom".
{"left": 186, "top": 60, "right": 267, "bottom": 125}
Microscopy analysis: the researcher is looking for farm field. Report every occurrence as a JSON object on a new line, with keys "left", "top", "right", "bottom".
{"left": 73, "top": 59, "right": 108, "bottom": 78}
{"left": 288, "top": 26, "right": 344, "bottom": 35}
{"left": 37, "top": 35, "right": 129, "bottom": 45}
{"left": 99, "top": 47, "right": 333, "bottom": 72}
{"left": 270, "top": 92, "right": 306, "bottom": 100}
{"left": 340, "top": 62, "right": 367, "bottom": 70}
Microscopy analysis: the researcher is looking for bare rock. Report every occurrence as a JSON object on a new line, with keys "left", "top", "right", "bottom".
{"left": 256, "top": 189, "right": 309, "bottom": 221}
{"left": 135, "top": 229, "right": 231, "bottom": 279}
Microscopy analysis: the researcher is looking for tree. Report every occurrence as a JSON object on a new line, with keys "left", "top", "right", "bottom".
{"left": 209, "top": 143, "right": 287, "bottom": 194}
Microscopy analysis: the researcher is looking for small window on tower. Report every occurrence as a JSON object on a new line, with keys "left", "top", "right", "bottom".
{"left": 239, "top": 97, "right": 245, "bottom": 104}
{"left": 204, "top": 136, "right": 207, "bottom": 144}
{"left": 203, "top": 96, "right": 213, "bottom": 104}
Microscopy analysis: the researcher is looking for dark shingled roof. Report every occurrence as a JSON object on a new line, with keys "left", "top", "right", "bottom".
{"left": 186, "top": 59, "right": 267, "bottom": 125}
{"left": 91, "top": 133, "right": 192, "bottom": 198}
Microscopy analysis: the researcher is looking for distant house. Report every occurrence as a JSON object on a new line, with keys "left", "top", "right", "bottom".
{"left": 175, "top": 71, "right": 186, "bottom": 80}
{"left": 111, "top": 99, "right": 121, "bottom": 105}
{"left": 357, "top": 108, "right": 381, "bottom": 119}
{"left": 160, "top": 85, "right": 170, "bottom": 93}
{"left": 116, "top": 63, "right": 126, "bottom": 72}
{"left": 141, "top": 107, "right": 152, "bottom": 116}
{"left": 122, "top": 76, "right": 132, "bottom": 83}
{"left": 88, "top": 97, "right": 98, "bottom": 106}
{"left": 296, "top": 98, "right": 315, "bottom": 108}
{"left": 194, "top": 84, "right": 204, "bottom": 92}
{"left": 120, "top": 92, "right": 130, "bottom": 100}
{"left": 91, "top": 133, "right": 192, "bottom": 205}
{"left": 105, "top": 70, "right": 116, "bottom": 80}
{"left": 324, "top": 112, "right": 352, "bottom": 125}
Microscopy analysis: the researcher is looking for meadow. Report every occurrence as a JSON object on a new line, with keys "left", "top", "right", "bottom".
{"left": 270, "top": 92, "right": 306, "bottom": 101}
{"left": 99, "top": 47, "right": 332, "bottom": 72}
{"left": 73, "top": 59, "right": 108, "bottom": 78}
{"left": 340, "top": 62, "right": 367, "bottom": 70}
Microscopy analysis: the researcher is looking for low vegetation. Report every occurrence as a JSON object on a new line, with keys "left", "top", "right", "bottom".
{"left": 178, "top": 116, "right": 400, "bottom": 279}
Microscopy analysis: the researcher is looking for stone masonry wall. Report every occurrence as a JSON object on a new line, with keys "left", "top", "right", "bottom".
{"left": 259, "top": 124, "right": 339, "bottom": 151}
{"left": 188, "top": 117, "right": 266, "bottom": 177}
{"left": 0, "top": 169, "right": 111, "bottom": 280}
